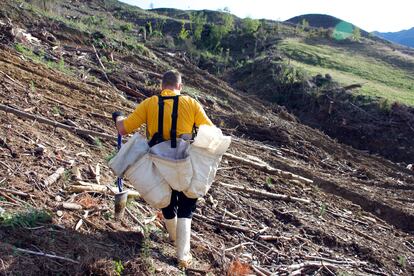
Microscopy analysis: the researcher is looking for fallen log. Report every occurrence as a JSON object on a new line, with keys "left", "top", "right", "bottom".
{"left": 218, "top": 182, "right": 311, "bottom": 204}
{"left": 67, "top": 181, "right": 140, "bottom": 199}
{"left": 0, "top": 104, "right": 114, "bottom": 140}
{"left": 223, "top": 153, "right": 313, "bottom": 185}
{"left": 42, "top": 167, "right": 65, "bottom": 186}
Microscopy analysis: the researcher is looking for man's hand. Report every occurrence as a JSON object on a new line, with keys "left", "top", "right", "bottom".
{"left": 112, "top": 111, "right": 127, "bottom": 135}
{"left": 112, "top": 111, "right": 124, "bottom": 123}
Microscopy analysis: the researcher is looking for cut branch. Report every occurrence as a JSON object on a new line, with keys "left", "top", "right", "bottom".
{"left": 0, "top": 104, "right": 114, "bottom": 140}
{"left": 42, "top": 167, "right": 65, "bottom": 186}
{"left": 92, "top": 44, "right": 113, "bottom": 85}
{"left": 223, "top": 153, "right": 313, "bottom": 185}
{"left": 125, "top": 207, "right": 145, "bottom": 229}
{"left": 0, "top": 187, "right": 29, "bottom": 198}
{"left": 10, "top": 245, "right": 79, "bottom": 264}
{"left": 218, "top": 182, "right": 311, "bottom": 204}
{"left": 66, "top": 181, "right": 140, "bottom": 199}
{"left": 61, "top": 202, "right": 83, "bottom": 210}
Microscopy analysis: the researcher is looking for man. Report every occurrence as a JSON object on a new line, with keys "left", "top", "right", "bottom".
{"left": 113, "top": 70, "right": 213, "bottom": 268}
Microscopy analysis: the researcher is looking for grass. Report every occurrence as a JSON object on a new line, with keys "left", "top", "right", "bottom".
{"left": 15, "top": 43, "right": 73, "bottom": 75}
{"left": 0, "top": 209, "right": 52, "bottom": 228}
{"left": 265, "top": 177, "right": 274, "bottom": 188}
{"left": 182, "top": 86, "right": 202, "bottom": 98}
{"left": 94, "top": 137, "right": 103, "bottom": 148}
{"left": 279, "top": 38, "right": 414, "bottom": 106}
{"left": 113, "top": 259, "right": 125, "bottom": 276}
{"left": 23, "top": 2, "right": 152, "bottom": 57}
{"left": 62, "top": 169, "right": 72, "bottom": 183}
{"left": 140, "top": 231, "right": 155, "bottom": 273}
{"left": 398, "top": 255, "right": 407, "bottom": 267}
{"left": 105, "top": 149, "right": 118, "bottom": 162}
{"left": 319, "top": 203, "right": 327, "bottom": 217}
{"left": 51, "top": 106, "right": 62, "bottom": 115}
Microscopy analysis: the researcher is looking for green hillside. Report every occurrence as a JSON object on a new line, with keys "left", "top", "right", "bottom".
{"left": 279, "top": 38, "right": 414, "bottom": 106}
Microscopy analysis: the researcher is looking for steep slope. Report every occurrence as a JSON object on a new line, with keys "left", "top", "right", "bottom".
{"left": 1, "top": 1, "right": 414, "bottom": 275}
{"left": 227, "top": 37, "right": 414, "bottom": 162}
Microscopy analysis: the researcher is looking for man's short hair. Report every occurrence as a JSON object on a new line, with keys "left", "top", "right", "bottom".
{"left": 162, "top": 70, "right": 182, "bottom": 88}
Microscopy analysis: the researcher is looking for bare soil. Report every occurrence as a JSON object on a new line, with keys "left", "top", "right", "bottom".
{"left": 0, "top": 1, "right": 414, "bottom": 275}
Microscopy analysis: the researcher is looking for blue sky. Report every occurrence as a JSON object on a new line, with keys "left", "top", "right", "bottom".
{"left": 119, "top": 0, "right": 413, "bottom": 32}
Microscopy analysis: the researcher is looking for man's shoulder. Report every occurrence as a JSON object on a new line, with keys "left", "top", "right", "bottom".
{"left": 143, "top": 95, "right": 158, "bottom": 104}
{"left": 180, "top": 95, "right": 197, "bottom": 103}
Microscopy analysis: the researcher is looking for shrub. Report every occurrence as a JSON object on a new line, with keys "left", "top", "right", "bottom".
{"left": 178, "top": 21, "right": 190, "bottom": 40}
{"left": 120, "top": 22, "right": 134, "bottom": 32}
{"left": 189, "top": 12, "right": 207, "bottom": 42}
{"left": 241, "top": 17, "right": 261, "bottom": 34}
{"left": 82, "top": 15, "right": 106, "bottom": 26}
{"left": 0, "top": 209, "right": 52, "bottom": 228}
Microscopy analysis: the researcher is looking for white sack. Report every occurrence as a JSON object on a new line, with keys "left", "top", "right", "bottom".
{"left": 124, "top": 154, "right": 172, "bottom": 208}
{"left": 150, "top": 139, "right": 193, "bottom": 192}
{"left": 192, "top": 125, "right": 231, "bottom": 155}
{"left": 184, "top": 125, "right": 231, "bottom": 198}
{"left": 184, "top": 146, "right": 222, "bottom": 198}
{"left": 109, "top": 133, "right": 149, "bottom": 177}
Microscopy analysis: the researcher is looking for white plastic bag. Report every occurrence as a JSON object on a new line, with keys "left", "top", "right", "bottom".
{"left": 150, "top": 139, "right": 193, "bottom": 192}
{"left": 108, "top": 133, "right": 149, "bottom": 177}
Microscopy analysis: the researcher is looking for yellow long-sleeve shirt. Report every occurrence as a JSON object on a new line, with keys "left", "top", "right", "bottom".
{"left": 123, "top": 89, "right": 213, "bottom": 139}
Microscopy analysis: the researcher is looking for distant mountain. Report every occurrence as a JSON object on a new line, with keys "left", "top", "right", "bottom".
{"left": 373, "top": 28, "right": 414, "bottom": 48}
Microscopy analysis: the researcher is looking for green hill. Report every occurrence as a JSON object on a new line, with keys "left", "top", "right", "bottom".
{"left": 279, "top": 38, "right": 414, "bottom": 106}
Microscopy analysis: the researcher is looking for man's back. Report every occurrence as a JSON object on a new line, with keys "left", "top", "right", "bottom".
{"left": 122, "top": 89, "right": 213, "bottom": 139}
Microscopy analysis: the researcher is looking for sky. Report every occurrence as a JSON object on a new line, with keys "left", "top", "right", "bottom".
{"left": 119, "top": 0, "right": 413, "bottom": 32}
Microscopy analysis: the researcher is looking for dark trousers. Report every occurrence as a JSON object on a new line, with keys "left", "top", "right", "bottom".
{"left": 162, "top": 190, "right": 197, "bottom": 219}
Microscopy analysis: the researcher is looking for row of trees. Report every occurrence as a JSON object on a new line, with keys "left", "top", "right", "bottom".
{"left": 295, "top": 18, "right": 361, "bottom": 41}
{"left": 176, "top": 10, "right": 262, "bottom": 51}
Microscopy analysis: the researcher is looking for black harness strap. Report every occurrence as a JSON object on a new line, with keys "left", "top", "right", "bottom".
{"left": 170, "top": 96, "right": 179, "bottom": 148}
{"left": 157, "top": 95, "right": 165, "bottom": 142}
{"left": 148, "top": 95, "right": 180, "bottom": 148}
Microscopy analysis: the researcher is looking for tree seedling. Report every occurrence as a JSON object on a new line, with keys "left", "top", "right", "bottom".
{"left": 319, "top": 203, "right": 327, "bottom": 217}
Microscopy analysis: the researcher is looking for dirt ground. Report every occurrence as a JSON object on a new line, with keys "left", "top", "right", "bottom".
{"left": 1, "top": 42, "right": 414, "bottom": 275}
{"left": 1, "top": 1, "right": 414, "bottom": 275}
